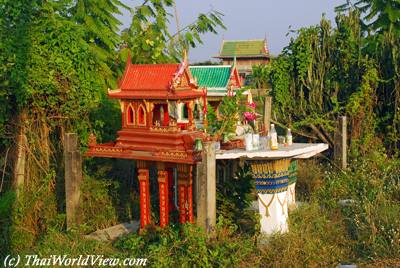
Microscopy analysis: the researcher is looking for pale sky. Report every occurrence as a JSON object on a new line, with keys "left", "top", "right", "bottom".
{"left": 118, "top": 1, "right": 345, "bottom": 62}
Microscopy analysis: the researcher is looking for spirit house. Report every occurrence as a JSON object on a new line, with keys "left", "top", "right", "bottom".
{"left": 85, "top": 56, "right": 205, "bottom": 229}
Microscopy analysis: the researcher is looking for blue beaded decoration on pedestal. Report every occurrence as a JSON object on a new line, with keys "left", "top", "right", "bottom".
{"left": 250, "top": 160, "right": 290, "bottom": 194}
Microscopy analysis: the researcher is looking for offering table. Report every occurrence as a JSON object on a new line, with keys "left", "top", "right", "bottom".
{"left": 216, "top": 143, "right": 328, "bottom": 234}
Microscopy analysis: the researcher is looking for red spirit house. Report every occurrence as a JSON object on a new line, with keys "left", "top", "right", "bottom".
{"left": 85, "top": 57, "right": 205, "bottom": 229}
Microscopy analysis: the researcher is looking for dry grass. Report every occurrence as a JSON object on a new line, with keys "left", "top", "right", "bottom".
{"left": 296, "top": 159, "right": 326, "bottom": 201}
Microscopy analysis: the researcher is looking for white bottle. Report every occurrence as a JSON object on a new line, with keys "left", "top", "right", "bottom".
{"left": 287, "top": 128, "right": 293, "bottom": 146}
{"left": 270, "top": 124, "right": 278, "bottom": 150}
{"left": 252, "top": 133, "right": 260, "bottom": 150}
{"left": 245, "top": 133, "right": 253, "bottom": 151}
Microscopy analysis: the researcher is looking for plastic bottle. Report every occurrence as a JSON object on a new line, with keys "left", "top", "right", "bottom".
{"left": 270, "top": 124, "right": 278, "bottom": 150}
{"left": 286, "top": 128, "right": 293, "bottom": 146}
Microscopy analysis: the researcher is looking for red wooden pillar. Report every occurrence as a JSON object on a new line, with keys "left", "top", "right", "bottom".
{"left": 177, "top": 164, "right": 194, "bottom": 224}
{"left": 186, "top": 167, "right": 194, "bottom": 223}
{"left": 178, "top": 177, "right": 187, "bottom": 224}
{"left": 158, "top": 170, "right": 169, "bottom": 227}
{"left": 138, "top": 161, "right": 151, "bottom": 228}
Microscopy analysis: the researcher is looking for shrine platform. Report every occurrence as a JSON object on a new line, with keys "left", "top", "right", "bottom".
{"left": 216, "top": 143, "right": 328, "bottom": 160}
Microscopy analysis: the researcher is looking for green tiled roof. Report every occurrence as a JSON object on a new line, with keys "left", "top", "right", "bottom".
{"left": 219, "top": 39, "right": 268, "bottom": 57}
{"left": 189, "top": 66, "right": 231, "bottom": 89}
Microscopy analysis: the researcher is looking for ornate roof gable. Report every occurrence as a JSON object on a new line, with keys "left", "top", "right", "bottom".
{"left": 109, "top": 58, "right": 201, "bottom": 100}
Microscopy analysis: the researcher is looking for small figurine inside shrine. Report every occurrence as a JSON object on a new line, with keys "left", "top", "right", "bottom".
{"left": 85, "top": 55, "right": 205, "bottom": 229}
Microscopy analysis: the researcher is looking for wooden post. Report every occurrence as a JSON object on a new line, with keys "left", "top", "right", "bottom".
{"left": 13, "top": 111, "right": 28, "bottom": 197}
{"left": 195, "top": 141, "right": 216, "bottom": 232}
{"left": 196, "top": 155, "right": 206, "bottom": 229}
{"left": 14, "top": 134, "right": 27, "bottom": 197}
{"left": 334, "top": 116, "right": 347, "bottom": 169}
{"left": 263, "top": 96, "right": 272, "bottom": 133}
{"left": 64, "top": 133, "right": 82, "bottom": 230}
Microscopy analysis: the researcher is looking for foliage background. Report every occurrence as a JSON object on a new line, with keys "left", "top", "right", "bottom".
{"left": 252, "top": 7, "right": 399, "bottom": 156}
{"left": 0, "top": 0, "right": 225, "bottom": 257}
{"left": 0, "top": 0, "right": 399, "bottom": 266}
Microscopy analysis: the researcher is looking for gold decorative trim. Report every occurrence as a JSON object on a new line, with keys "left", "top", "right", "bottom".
{"left": 255, "top": 178, "right": 288, "bottom": 185}
{"left": 157, "top": 170, "right": 168, "bottom": 183}
{"left": 138, "top": 169, "right": 149, "bottom": 181}
{"left": 149, "top": 126, "right": 181, "bottom": 133}
{"left": 143, "top": 100, "right": 154, "bottom": 112}
{"left": 93, "top": 147, "right": 123, "bottom": 153}
{"left": 154, "top": 151, "right": 188, "bottom": 160}
{"left": 119, "top": 100, "right": 124, "bottom": 113}
{"left": 188, "top": 100, "right": 195, "bottom": 111}
{"left": 258, "top": 194, "right": 275, "bottom": 217}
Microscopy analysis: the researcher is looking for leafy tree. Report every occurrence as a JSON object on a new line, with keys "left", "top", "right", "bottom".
{"left": 71, "top": 0, "right": 126, "bottom": 52}
{"left": 251, "top": 64, "right": 272, "bottom": 90}
{"left": 0, "top": 0, "right": 227, "bottom": 253}
{"left": 0, "top": 0, "right": 119, "bottom": 249}
{"left": 0, "top": 0, "right": 41, "bottom": 140}
{"left": 337, "top": 1, "right": 400, "bottom": 150}
{"left": 266, "top": 12, "right": 381, "bottom": 151}
{"left": 69, "top": 0, "right": 128, "bottom": 86}
{"left": 122, "top": 0, "right": 225, "bottom": 64}
{"left": 191, "top": 60, "right": 220, "bottom": 66}
{"left": 337, "top": 0, "right": 400, "bottom": 34}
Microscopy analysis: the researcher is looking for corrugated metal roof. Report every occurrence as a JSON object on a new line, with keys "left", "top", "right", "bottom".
{"left": 189, "top": 66, "right": 231, "bottom": 89}
{"left": 219, "top": 39, "right": 269, "bottom": 57}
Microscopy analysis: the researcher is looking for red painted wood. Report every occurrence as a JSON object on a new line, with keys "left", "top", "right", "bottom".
{"left": 127, "top": 106, "right": 134, "bottom": 124}
{"left": 186, "top": 179, "right": 194, "bottom": 224}
{"left": 138, "top": 106, "right": 145, "bottom": 125}
{"left": 84, "top": 59, "right": 209, "bottom": 229}
{"left": 138, "top": 169, "right": 151, "bottom": 228}
{"left": 158, "top": 170, "right": 169, "bottom": 227}
{"left": 178, "top": 181, "right": 187, "bottom": 224}
{"left": 85, "top": 147, "right": 202, "bottom": 164}
{"left": 85, "top": 61, "right": 206, "bottom": 164}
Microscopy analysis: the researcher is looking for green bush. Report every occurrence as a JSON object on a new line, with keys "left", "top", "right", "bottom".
{"left": 8, "top": 171, "right": 58, "bottom": 253}
{"left": 313, "top": 154, "right": 400, "bottom": 261}
{"left": 115, "top": 218, "right": 258, "bottom": 268}
{"left": 0, "top": 191, "right": 15, "bottom": 257}
{"left": 217, "top": 163, "right": 258, "bottom": 235}
{"left": 79, "top": 175, "right": 120, "bottom": 234}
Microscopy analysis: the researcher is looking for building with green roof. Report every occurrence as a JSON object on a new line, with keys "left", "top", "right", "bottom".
{"left": 214, "top": 39, "right": 270, "bottom": 85}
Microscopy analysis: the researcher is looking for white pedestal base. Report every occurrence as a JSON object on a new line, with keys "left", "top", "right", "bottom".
{"left": 257, "top": 191, "right": 288, "bottom": 234}
{"left": 287, "top": 182, "right": 296, "bottom": 209}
